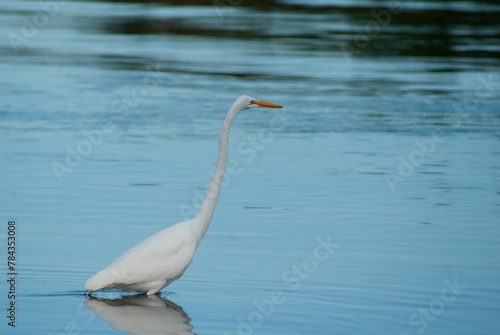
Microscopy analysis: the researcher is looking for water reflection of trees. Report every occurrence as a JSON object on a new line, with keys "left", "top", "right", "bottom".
{"left": 94, "top": 0, "right": 500, "bottom": 61}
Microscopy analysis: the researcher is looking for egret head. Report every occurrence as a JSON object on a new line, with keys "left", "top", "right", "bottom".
{"left": 234, "top": 95, "right": 283, "bottom": 111}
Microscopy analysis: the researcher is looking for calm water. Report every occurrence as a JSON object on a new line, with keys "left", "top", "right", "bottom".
{"left": 1, "top": 0, "right": 499, "bottom": 334}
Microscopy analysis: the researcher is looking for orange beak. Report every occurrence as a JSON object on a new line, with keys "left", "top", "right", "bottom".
{"left": 255, "top": 99, "right": 283, "bottom": 109}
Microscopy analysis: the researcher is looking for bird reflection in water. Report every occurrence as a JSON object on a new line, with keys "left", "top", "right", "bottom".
{"left": 85, "top": 294, "right": 195, "bottom": 335}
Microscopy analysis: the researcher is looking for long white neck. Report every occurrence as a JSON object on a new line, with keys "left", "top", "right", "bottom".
{"left": 190, "top": 103, "right": 241, "bottom": 246}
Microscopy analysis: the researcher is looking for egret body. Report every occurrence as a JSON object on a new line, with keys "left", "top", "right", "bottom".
{"left": 85, "top": 95, "right": 283, "bottom": 295}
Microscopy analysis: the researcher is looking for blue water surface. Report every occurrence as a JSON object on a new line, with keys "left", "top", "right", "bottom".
{"left": 0, "top": 0, "right": 499, "bottom": 334}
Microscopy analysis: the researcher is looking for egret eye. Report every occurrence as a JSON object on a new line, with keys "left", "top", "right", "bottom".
{"left": 250, "top": 100, "right": 256, "bottom": 105}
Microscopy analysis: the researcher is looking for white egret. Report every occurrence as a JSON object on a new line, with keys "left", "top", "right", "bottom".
{"left": 85, "top": 95, "right": 283, "bottom": 295}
